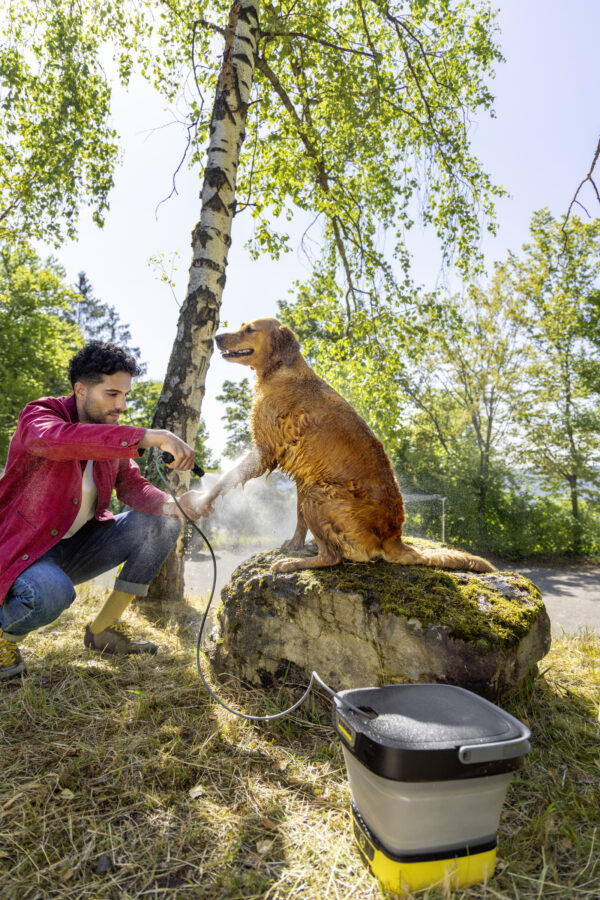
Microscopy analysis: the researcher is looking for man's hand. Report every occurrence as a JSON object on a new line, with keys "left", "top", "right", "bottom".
{"left": 139, "top": 429, "right": 195, "bottom": 471}
{"left": 162, "top": 491, "right": 214, "bottom": 520}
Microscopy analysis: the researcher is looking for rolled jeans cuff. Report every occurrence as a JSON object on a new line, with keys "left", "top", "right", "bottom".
{"left": 114, "top": 578, "right": 151, "bottom": 597}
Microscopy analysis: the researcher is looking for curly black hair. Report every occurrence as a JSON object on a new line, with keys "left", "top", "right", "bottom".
{"left": 68, "top": 341, "right": 141, "bottom": 387}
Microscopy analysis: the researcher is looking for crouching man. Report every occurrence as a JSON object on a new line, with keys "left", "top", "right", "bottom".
{"left": 0, "top": 341, "right": 203, "bottom": 680}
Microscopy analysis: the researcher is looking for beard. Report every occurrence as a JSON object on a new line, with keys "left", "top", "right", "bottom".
{"left": 81, "top": 399, "right": 121, "bottom": 425}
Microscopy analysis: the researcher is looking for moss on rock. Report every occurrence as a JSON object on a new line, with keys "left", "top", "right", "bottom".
{"left": 223, "top": 541, "right": 545, "bottom": 651}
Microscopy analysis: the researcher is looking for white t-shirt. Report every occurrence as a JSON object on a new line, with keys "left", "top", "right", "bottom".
{"left": 62, "top": 460, "right": 98, "bottom": 539}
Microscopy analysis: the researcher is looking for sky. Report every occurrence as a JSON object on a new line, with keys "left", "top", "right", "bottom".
{"left": 48, "top": 0, "right": 600, "bottom": 458}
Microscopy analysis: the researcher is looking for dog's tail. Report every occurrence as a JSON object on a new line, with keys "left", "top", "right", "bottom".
{"left": 382, "top": 535, "right": 497, "bottom": 574}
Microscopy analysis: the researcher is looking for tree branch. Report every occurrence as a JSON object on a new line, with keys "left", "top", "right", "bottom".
{"left": 193, "top": 16, "right": 226, "bottom": 38}
{"left": 154, "top": 119, "right": 198, "bottom": 217}
{"left": 385, "top": 14, "right": 455, "bottom": 178}
{"left": 0, "top": 195, "right": 23, "bottom": 226}
{"left": 563, "top": 135, "right": 600, "bottom": 237}
{"left": 235, "top": 105, "right": 260, "bottom": 215}
{"left": 255, "top": 52, "right": 360, "bottom": 314}
{"left": 191, "top": 19, "right": 209, "bottom": 105}
{"left": 390, "top": 12, "right": 465, "bottom": 114}
{"left": 264, "top": 29, "right": 374, "bottom": 59}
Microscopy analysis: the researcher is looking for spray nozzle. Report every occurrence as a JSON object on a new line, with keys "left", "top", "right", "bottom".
{"left": 161, "top": 451, "right": 205, "bottom": 479}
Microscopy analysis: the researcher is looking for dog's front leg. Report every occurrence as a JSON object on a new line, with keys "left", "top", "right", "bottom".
{"left": 281, "top": 494, "right": 308, "bottom": 550}
{"left": 187, "top": 449, "right": 267, "bottom": 517}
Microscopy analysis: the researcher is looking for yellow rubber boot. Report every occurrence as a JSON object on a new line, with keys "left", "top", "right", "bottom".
{"left": 0, "top": 630, "right": 27, "bottom": 680}
{"left": 84, "top": 591, "right": 157, "bottom": 655}
{"left": 89, "top": 590, "right": 135, "bottom": 634}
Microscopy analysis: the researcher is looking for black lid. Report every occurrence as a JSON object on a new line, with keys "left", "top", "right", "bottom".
{"left": 333, "top": 684, "right": 530, "bottom": 782}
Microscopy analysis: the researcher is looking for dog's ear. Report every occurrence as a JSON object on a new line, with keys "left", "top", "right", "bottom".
{"left": 272, "top": 324, "right": 300, "bottom": 365}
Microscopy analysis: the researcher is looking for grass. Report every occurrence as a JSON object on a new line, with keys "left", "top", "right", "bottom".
{"left": 0, "top": 585, "right": 598, "bottom": 899}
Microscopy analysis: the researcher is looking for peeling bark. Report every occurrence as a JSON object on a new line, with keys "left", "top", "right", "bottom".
{"left": 148, "top": 0, "right": 259, "bottom": 602}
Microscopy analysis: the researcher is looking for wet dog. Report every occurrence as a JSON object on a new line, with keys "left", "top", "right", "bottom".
{"left": 193, "top": 318, "right": 495, "bottom": 574}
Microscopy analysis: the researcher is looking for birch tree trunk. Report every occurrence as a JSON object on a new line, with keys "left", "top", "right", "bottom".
{"left": 147, "top": 0, "right": 259, "bottom": 602}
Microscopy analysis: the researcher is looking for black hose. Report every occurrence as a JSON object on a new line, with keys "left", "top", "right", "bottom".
{"left": 153, "top": 450, "right": 375, "bottom": 722}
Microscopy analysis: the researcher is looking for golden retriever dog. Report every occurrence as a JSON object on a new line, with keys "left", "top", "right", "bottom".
{"left": 193, "top": 318, "right": 495, "bottom": 575}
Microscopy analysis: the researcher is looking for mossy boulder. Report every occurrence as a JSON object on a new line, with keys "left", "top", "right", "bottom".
{"left": 207, "top": 541, "right": 551, "bottom": 699}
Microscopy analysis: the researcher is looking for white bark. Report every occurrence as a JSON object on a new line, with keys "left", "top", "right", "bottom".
{"left": 153, "top": 0, "right": 259, "bottom": 459}
{"left": 148, "top": 0, "right": 260, "bottom": 601}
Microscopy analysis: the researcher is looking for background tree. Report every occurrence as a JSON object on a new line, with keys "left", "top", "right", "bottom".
{"left": 194, "top": 420, "right": 219, "bottom": 472}
{"left": 0, "top": 243, "right": 81, "bottom": 461}
{"left": 509, "top": 212, "right": 600, "bottom": 554}
{"left": 68, "top": 272, "right": 144, "bottom": 369}
{"left": 386, "top": 214, "right": 600, "bottom": 559}
{"left": 0, "top": 1, "right": 120, "bottom": 243}
{"left": 119, "top": 380, "right": 164, "bottom": 430}
{"left": 578, "top": 286, "right": 600, "bottom": 391}
{"left": 388, "top": 272, "right": 526, "bottom": 552}
{"left": 216, "top": 378, "right": 253, "bottom": 459}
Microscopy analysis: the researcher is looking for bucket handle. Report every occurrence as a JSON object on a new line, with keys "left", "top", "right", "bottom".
{"left": 459, "top": 733, "right": 531, "bottom": 765}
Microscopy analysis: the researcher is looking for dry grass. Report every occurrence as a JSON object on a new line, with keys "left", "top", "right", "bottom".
{"left": 0, "top": 585, "right": 598, "bottom": 899}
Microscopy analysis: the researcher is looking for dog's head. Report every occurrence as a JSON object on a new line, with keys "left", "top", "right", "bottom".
{"left": 215, "top": 318, "right": 300, "bottom": 374}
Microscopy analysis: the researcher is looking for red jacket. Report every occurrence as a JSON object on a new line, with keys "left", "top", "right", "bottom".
{"left": 0, "top": 393, "right": 169, "bottom": 604}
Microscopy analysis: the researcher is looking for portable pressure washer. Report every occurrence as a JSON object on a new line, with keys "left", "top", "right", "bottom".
{"left": 156, "top": 451, "right": 531, "bottom": 894}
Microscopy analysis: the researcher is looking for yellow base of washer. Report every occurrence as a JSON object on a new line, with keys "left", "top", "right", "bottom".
{"left": 352, "top": 806, "right": 497, "bottom": 894}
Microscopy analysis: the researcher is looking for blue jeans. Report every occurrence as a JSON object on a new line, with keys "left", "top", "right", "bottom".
{"left": 0, "top": 511, "right": 181, "bottom": 637}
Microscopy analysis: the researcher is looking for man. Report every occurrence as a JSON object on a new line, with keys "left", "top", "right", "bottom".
{"left": 0, "top": 341, "right": 202, "bottom": 681}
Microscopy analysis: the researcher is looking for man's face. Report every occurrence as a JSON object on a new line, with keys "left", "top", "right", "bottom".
{"left": 74, "top": 372, "right": 132, "bottom": 425}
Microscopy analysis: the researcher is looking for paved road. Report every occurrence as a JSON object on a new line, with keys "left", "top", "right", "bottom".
{"left": 184, "top": 549, "right": 600, "bottom": 637}
{"left": 506, "top": 561, "right": 600, "bottom": 635}
{"left": 184, "top": 548, "right": 260, "bottom": 600}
